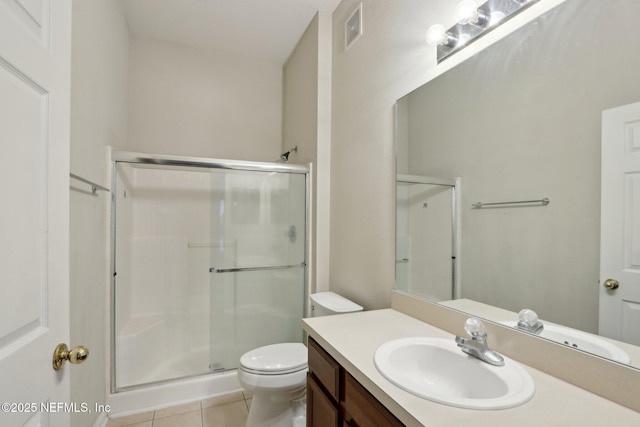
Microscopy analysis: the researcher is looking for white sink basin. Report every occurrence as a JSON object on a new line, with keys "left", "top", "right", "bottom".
{"left": 374, "top": 337, "right": 535, "bottom": 410}
{"left": 499, "top": 321, "right": 631, "bottom": 364}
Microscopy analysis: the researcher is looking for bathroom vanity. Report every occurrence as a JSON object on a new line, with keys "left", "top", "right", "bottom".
{"left": 307, "top": 337, "right": 403, "bottom": 426}
{"left": 302, "top": 308, "right": 640, "bottom": 426}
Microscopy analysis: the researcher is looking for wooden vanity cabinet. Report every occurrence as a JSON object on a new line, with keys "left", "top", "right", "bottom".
{"left": 307, "top": 337, "right": 404, "bottom": 427}
{"left": 307, "top": 337, "right": 340, "bottom": 427}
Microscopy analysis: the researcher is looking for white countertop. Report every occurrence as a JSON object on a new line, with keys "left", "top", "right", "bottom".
{"left": 302, "top": 309, "right": 640, "bottom": 427}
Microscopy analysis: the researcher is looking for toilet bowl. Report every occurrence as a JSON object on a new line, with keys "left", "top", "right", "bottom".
{"left": 238, "top": 343, "right": 308, "bottom": 427}
{"left": 238, "top": 292, "right": 362, "bottom": 427}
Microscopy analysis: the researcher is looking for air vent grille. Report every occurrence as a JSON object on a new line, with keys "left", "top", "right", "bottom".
{"left": 345, "top": 3, "right": 363, "bottom": 51}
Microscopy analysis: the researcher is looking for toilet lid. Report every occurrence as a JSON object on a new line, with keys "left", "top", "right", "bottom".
{"left": 240, "top": 343, "right": 307, "bottom": 375}
{"left": 310, "top": 292, "right": 363, "bottom": 313}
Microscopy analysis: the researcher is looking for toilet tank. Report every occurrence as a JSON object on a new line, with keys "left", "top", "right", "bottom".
{"left": 310, "top": 292, "right": 363, "bottom": 317}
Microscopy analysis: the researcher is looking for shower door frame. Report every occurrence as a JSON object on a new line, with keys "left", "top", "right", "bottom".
{"left": 109, "top": 150, "right": 310, "bottom": 393}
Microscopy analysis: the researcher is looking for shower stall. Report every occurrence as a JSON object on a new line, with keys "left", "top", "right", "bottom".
{"left": 110, "top": 151, "right": 308, "bottom": 392}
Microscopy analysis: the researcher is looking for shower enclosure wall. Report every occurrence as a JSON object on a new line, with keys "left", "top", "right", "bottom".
{"left": 111, "top": 152, "right": 308, "bottom": 391}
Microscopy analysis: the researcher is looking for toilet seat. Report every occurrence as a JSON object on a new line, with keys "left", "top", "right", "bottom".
{"left": 240, "top": 343, "right": 307, "bottom": 375}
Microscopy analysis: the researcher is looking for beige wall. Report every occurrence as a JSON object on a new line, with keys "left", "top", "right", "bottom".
{"left": 283, "top": 10, "right": 334, "bottom": 296}
{"left": 329, "top": 0, "right": 566, "bottom": 310}
{"left": 283, "top": 14, "right": 319, "bottom": 294}
{"left": 283, "top": 15, "right": 318, "bottom": 166}
{"left": 70, "top": 0, "right": 130, "bottom": 426}
{"left": 127, "top": 38, "right": 283, "bottom": 161}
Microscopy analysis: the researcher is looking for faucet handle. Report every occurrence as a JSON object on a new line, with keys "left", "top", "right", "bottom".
{"left": 518, "top": 309, "right": 539, "bottom": 327}
{"left": 517, "top": 308, "right": 544, "bottom": 334}
{"left": 464, "top": 317, "right": 486, "bottom": 338}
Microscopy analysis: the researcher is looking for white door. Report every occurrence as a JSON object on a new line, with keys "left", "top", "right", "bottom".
{"left": 599, "top": 101, "right": 640, "bottom": 345}
{"left": 0, "top": 1, "right": 72, "bottom": 426}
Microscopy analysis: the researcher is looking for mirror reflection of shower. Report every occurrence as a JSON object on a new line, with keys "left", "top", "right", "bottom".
{"left": 280, "top": 146, "right": 298, "bottom": 161}
{"left": 111, "top": 152, "right": 308, "bottom": 391}
{"left": 396, "top": 175, "right": 458, "bottom": 302}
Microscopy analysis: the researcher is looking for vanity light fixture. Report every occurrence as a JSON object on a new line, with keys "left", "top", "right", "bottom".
{"left": 428, "top": 0, "right": 541, "bottom": 63}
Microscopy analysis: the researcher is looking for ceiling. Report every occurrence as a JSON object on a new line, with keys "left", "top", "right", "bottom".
{"left": 122, "top": 0, "right": 342, "bottom": 65}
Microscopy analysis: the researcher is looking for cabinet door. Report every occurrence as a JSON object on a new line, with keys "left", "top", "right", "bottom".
{"left": 307, "top": 373, "right": 339, "bottom": 427}
{"left": 343, "top": 373, "right": 404, "bottom": 427}
{"left": 308, "top": 337, "right": 340, "bottom": 400}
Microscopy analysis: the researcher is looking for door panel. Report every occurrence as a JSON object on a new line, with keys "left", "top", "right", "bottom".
{"left": 0, "top": 0, "right": 71, "bottom": 425}
{"left": 209, "top": 169, "right": 306, "bottom": 371}
{"left": 0, "top": 0, "right": 50, "bottom": 47}
{"left": 0, "top": 58, "right": 49, "bottom": 350}
{"left": 600, "top": 102, "right": 640, "bottom": 345}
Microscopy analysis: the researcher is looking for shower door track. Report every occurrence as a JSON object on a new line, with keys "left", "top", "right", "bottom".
{"left": 111, "top": 150, "right": 309, "bottom": 174}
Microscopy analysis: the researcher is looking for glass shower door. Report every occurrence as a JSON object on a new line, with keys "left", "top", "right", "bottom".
{"left": 113, "top": 161, "right": 218, "bottom": 390}
{"left": 112, "top": 155, "right": 308, "bottom": 391}
{"left": 208, "top": 169, "right": 307, "bottom": 372}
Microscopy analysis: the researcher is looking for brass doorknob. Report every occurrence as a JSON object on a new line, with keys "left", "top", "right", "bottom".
{"left": 52, "top": 343, "right": 89, "bottom": 371}
{"left": 603, "top": 278, "right": 620, "bottom": 290}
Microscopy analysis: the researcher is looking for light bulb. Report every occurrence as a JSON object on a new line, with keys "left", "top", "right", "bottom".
{"left": 489, "top": 11, "right": 505, "bottom": 26}
{"left": 426, "top": 24, "right": 447, "bottom": 46}
{"left": 455, "top": 0, "right": 480, "bottom": 25}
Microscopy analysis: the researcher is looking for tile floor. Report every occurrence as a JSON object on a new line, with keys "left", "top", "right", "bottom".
{"left": 105, "top": 391, "right": 251, "bottom": 427}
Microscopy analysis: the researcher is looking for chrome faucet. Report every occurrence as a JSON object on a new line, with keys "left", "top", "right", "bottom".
{"left": 516, "top": 309, "right": 544, "bottom": 335}
{"left": 455, "top": 318, "right": 505, "bottom": 366}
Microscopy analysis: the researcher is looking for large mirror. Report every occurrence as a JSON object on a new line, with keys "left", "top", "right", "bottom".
{"left": 395, "top": 0, "right": 640, "bottom": 369}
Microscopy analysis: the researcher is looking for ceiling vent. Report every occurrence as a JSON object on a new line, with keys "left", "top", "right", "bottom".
{"left": 345, "top": 3, "right": 363, "bottom": 52}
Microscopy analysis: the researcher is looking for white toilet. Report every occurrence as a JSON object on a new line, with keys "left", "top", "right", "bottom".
{"left": 238, "top": 292, "right": 363, "bottom": 427}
